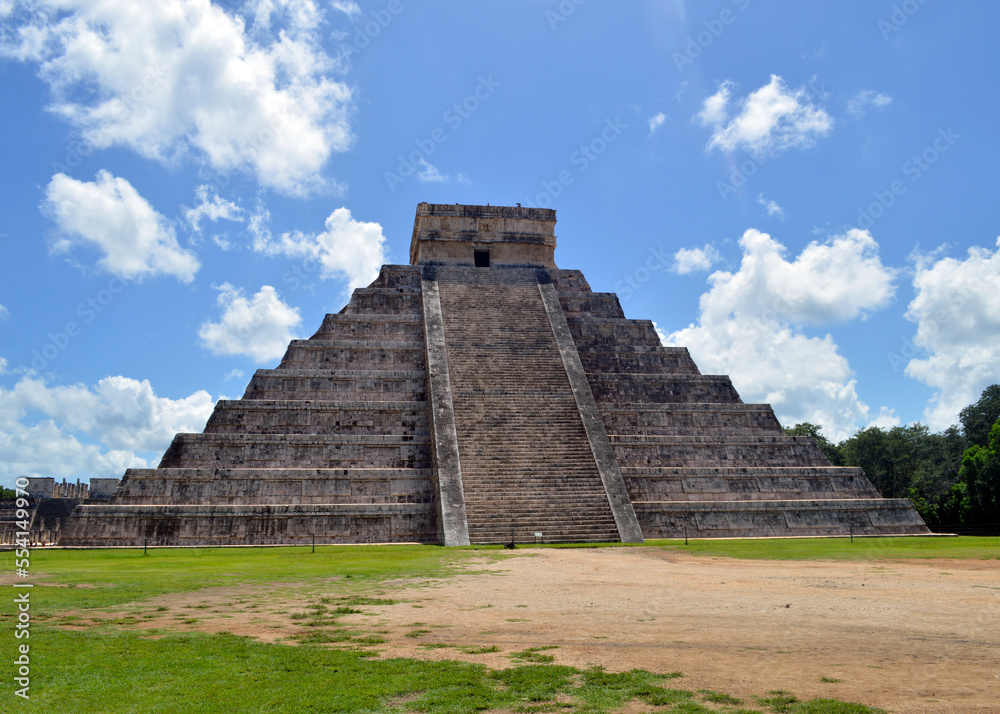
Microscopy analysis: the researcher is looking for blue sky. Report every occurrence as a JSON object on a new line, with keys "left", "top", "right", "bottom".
{"left": 2, "top": 0, "right": 999, "bottom": 487}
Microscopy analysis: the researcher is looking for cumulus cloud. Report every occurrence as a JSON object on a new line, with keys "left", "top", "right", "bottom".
{"left": 2, "top": 0, "right": 352, "bottom": 195}
{"left": 696, "top": 75, "right": 832, "bottom": 157}
{"left": 0, "top": 373, "right": 215, "bottom": 486}
{"left": 697, "top": 228, "right": 894, "bottom": 325}
{"left": 648, "top": 112, "right": 667, "bottom": 135}
{"left": 847, "top": 89, "right": 892, "bottom": 119}
{"left": 664, "top": 228, "right": 896, "bottom": 440}
{"left": 44, "top": 171, "right": 200, "bottom": 282}
{"left": 184, "top": 184, "right": 245, "bottom": 233}
{"left": 250, "top": 206, "right": 385, "bottom": 294}
{"left": 198, "top": 283, "right": 302, "bottom": 362}
{"left": 902, "top": 238, "right": 1000, "bottom": 430}
{"left": 671, "top": 245, "right": 721, "bottom": 275}
{"left": 756, "top": 193, "right": 785, "bottom": 220}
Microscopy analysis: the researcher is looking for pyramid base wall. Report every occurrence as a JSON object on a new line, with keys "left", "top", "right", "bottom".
{"left": 634, "top": 499, "right": 931, "bottom": 538}
{"left": 59, "top": 504, "right": 437, "bottom": 546}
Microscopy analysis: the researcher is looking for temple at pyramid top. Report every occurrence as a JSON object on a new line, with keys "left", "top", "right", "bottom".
{"left": 410, "top": 202, "right": 558, "bottom": 267}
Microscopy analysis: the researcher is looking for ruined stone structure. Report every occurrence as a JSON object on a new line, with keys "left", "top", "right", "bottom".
{"left": 62, "top": 203, "right": 929, "bottom": 546}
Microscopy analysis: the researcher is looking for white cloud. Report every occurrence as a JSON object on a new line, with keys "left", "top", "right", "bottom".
{"left": 671, "top": 245, "right": 721, "bottom": 275}
{"left": 251, "top": 206, "right": 385, "bottom": 294}
{"left": 184, "top": 184, "right": 245, "bottom": 232}
{"left": 903, "top": 238, "right": 1000, "bottom": 430}
{"left": 756, "top": 193, "right": 785, "bottom": 220}
{"left": 331, "top": 0, "right": 361, "bottom": 17}
{"left": 697, "top": 75, "right": 832, "bottom": 157}
{"left": 0, "top": 373, "right": 215, "bottom": 486}
{"left": 698, "top": 228, "right": 894, "bottom": 326}
{"left": 3, "top": 0, "right": 352, "bottom": 195}
{"left": 44, "top": 171, "right": 200, "bottom": 282}
{"left": 0, "top": 357, "right": 7, "bottom": 374}
{"left": 212, "top": 234, "right": 236, "bottom": 251}
{"left": 648, "top": 112, "right": 667, "bottom": 134}
{"left": 866, "top": 406, "right": 901, "bottom": 430}
{"left": 847, "top": 89, "right": 892, "bottom": 119}
{"left": 223, "top": 368, "right": 245, "bottom": 382}
{"left": 198, "top": 283, "right": 302, "bottom": 362}
{"left": 417, "top": 158, "right": 448, "bottom": 183}
{"left": 0, "top": 304, "right": 9, "bottom": 320}
{"left": 664, "top": 228, "right": 896, "bottom": 441}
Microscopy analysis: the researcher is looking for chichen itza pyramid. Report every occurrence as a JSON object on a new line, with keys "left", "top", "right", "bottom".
{"left": 62, "top": 203, "right": 929, "bottom": 546}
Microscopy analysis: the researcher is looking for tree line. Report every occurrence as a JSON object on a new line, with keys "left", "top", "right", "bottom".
{"left": 785, "top": 385, "right": 1000, "bottom": 528}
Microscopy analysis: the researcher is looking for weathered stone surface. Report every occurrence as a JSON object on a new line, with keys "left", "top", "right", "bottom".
{"left": 61, "top": 203, "right": 928, "bottom": 546}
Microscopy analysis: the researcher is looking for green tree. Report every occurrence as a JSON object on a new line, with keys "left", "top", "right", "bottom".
{"left": 907, "top": 425, "right": 967, "bottom": 525}
{"left": 840, "top": 425, "right": 927, "bottom": 499}
{"left": 953, "top": 420, "right": 1000, "bottom": 524}
{"left": 959, "top": 384, "right": 1000, "bottom": 448}
{"left": 783, "top": 422, "right": 843, "bottom": 465}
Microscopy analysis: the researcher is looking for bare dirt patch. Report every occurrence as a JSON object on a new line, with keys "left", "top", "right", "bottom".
{"left": 71, "top": 548, "right": 1000, "bottom": 713}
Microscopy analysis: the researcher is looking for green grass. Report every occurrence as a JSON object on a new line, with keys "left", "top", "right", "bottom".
{"left": 518, "top": 535, "right": 999, "bottom": 561}
{"left": 2, "top": 627, "right": 888, "bottom": 713}
{"left": 648, "top": 535, "right": 1000, "bottom": 561}
{"left": 510, "top": 646, "right": 559, "bottom": 663}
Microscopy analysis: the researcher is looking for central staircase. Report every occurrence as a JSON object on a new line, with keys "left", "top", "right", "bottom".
{"left": 434, "top": 267, "right": 620, "bottom": 544}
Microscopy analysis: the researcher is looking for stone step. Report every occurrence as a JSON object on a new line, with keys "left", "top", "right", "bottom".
{"left": 558, "top": 293, "right": 626, "bottom": 319}
{"left": 278, "top": 340, "right": 425, "bottom": 370}
{"left": 601, "top": 403, "right": 783, "bottom": 435}
{"left": 610, "top": 434, "right": 829, "bottom": 467}
{"left": 243, "top": 368, "right": 427, "bottom": 401}
{"left": 588, "top": 373, "right": 742, "bottom": 404}
{"left": 633, "top": 499, "right": 930, "bottom": 538}
{"left": 549, "top": 269, "right": 592, "bottom": 292}
{"left": 565, "top": 317, "right": 663, "bottom": 347}
{"left": 114, "top": 467, "right": 435, "bottom": 505}
{"left": 60, "top": 502, "right": 438, "bottom": 547}
{"left": 577, "top": 351, "right": 700, "bottom": 375}
{"left": 311, "top": 314, "right": 424, "bottom": 341}
{"left": 205, "top": 399, "right": 429, "bottom": 436}
{"left": 622, "top": 466, "right": 878, "bottom": 500}
{"left": 365, "top": 265, "right": 423, "bottom": 290}
{"left": 159, "top": 433, "right": 431, "bottom": 469}
{"left": 340, "top": 291, "right": 423, "bottom": 315}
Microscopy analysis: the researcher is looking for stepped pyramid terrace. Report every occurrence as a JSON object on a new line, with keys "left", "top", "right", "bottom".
{"left": 62, "top": 203, "right": 929, "bottom": 546}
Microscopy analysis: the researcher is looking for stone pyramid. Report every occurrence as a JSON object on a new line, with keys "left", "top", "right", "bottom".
{"left": 62, "top": 203, "right": 929, "bottom": 546}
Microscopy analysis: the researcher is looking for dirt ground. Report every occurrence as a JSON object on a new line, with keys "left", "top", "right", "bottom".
{"left": 78, "top": 548, "right": 1000, "bottom": 713}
